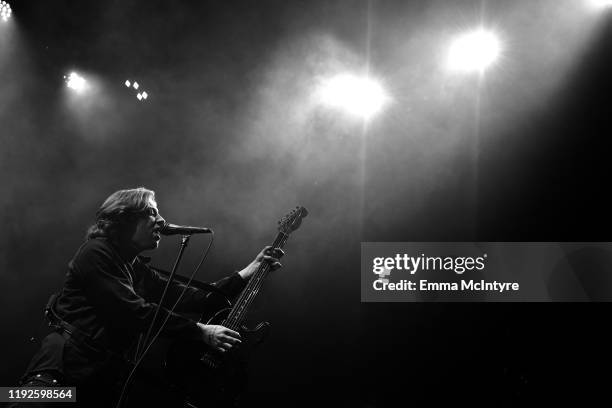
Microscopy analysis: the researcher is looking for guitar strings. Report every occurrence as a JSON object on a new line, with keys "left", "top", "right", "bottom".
{"left": 224, "top": 248, "right": 277, "bottom": 329}
{"left": 230, "top": 233, "right": 288, "bottom": 330}
{"left": 224, "top": 232, "right": 288, "bottom": 331}
{"left": 236, "top": 234, "right": 288, "bottom": 325}
{"left": 227, "top": 232, "right": 287, "bottom": 329}
{"left": 225, "top": 232, "right": 284, "bottom": 326}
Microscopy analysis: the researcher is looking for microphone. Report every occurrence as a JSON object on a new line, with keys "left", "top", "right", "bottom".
{"left": 160, "top": 222, "right": 213, "bottom": 235}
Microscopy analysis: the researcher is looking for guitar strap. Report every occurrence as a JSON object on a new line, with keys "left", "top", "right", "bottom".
{"left": 44, "top": 292, "right": 122, "bottom": 359}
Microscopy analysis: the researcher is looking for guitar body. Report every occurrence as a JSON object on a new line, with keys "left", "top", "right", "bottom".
{"left": 164, "top": 308, "right": 270, "bottom": 406}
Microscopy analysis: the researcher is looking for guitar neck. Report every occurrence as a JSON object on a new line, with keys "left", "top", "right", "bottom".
{"left": 223, "top": 231, "right": 290, "bottom": 331}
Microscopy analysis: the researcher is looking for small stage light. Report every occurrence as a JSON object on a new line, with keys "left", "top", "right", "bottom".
{"left": 64, "top": 72, "right": 88, "bottom": 93}
{"left": 316, "top": 73, "right": 389, "bottom": 120}
{"left": 1, "top": 1, "right": 12, "bottom": 22}
{"left": 124, "top": 78, "right": 149, "bottom": 101}
{"left": 447, "top": 28, "right": 501, "bottom": 73}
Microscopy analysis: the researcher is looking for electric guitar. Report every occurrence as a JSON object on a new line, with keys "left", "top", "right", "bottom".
{"left": 163, "top": 206, "right": 308, "bottom": 406}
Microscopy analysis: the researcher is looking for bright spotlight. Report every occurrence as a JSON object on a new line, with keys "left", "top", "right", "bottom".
{"left": 316, "top": 73, "right": 389, "bottom": 119}
{"left": 64, "top": 72, "right": 88, "bottom": 93}
{"left": 1, "top": 1, "right": 12, "bottom": 22}
{"left": 141, "top": 91, "right": 148, "bottom": 100}
{"left": 133, "top": 82, "right": 139, "bottom": 90}
{"left": 589, "top": 0, "right": 612, "bottom": 8}
{"left": 447, "top": 28, "right": 501, "bottom": 73}
{"left": 125, "top": 80, "right": 131, "bottom": 87}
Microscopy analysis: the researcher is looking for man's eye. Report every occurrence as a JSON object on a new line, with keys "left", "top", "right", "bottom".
{"left": 148, "top": 208, "right": 158, "bottom": 217}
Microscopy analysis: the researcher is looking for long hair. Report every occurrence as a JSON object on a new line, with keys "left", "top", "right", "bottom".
{"left": 86, "top": 187, "right": 155, "bottom": 240}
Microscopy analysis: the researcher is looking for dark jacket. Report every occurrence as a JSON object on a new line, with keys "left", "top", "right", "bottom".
{"left": 23, "top": 237, "right": 246, "bottom": 391}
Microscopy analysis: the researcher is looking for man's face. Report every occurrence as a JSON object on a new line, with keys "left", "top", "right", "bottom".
{"left": 130, "top": 197, "right": 165, "bottom": 252}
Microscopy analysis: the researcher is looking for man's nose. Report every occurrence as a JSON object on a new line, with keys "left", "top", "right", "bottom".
{"left": 155, "top": 214, "right": 165, "bottom": 227}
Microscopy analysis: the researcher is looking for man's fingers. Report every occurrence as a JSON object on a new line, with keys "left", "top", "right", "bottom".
{"left": 221, "top": 335, "right": 242, "bottom": 345}
{"left": 264, "top": 247, "right": 285, "bottom": 258}
{"left": 262, "top": 255, "right": 283, "bottom": 269}
{"left": 222, "top": 328, "right": 241, "bottom": 339}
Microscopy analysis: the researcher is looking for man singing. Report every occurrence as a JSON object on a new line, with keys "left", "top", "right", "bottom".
{"left": 15, "top": 187, "right": 283, "bottom": 407}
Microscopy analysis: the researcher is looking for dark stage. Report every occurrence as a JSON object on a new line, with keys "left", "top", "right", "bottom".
{"left": 2, "top": 1, "right": 612, "bottom": 406}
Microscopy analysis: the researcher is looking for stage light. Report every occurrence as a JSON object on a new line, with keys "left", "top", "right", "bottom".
{"left": 316, "top": 73, "right": 389, "bottom": 120}
{"left": 64, "top": 72, "right": 88, "bottom": 93}
{"left": 447, "top": 28, "right": 501, "bottom": 73}
{"left": 1, "top": 1, "right": 12, "bottom": 22}
{"left": 589, "top": 0, "right": 612, "bottom": 8}
{"left": 124, "top": 78, "right": 149, "bottom": 101}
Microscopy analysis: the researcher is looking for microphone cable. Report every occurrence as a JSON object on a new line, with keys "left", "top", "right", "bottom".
{"left": 115, "top": 231, "right": 214, "bottom": 408}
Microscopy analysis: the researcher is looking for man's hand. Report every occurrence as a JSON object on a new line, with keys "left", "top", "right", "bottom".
{"left": 238, "top": 246, "right": 284, "bottom": 280}
{"left": 197, "top": 323, "right": 241, "bottom": 353}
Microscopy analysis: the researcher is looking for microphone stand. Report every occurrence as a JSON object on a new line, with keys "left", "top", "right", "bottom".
{"left": 138, "top": 234, "right": 191, "bottom": 359}
{"left": 118, "top": 232, "right": 217, "bottom": 408}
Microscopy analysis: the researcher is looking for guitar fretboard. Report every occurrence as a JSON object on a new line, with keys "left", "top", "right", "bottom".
{"left": 223, "top": 231, "right": 289, "bottom": 330}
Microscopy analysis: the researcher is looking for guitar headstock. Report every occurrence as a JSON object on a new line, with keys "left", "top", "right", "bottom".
{"left": 278, "top": 206, "right": 308, "bottom": 235}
